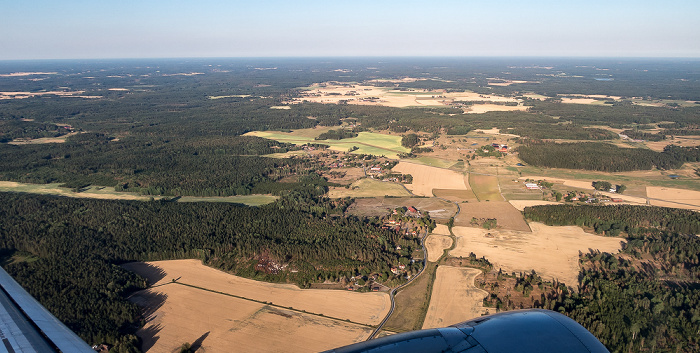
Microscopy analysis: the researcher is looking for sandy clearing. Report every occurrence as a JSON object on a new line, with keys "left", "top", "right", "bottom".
{"left": 464, "top": 104, "right": 529, "bottom": 114}
{"left": 392, "top": 162, "right": 467, "bottom": 197}
{"left": 0, "top": 72, "right": 57, "bottom": 77}
{"left": 270, "top": 105, "right": 291, "bottom": 109}
{"left": 425, "top": 234, "right": 452, "bottom": 262}
{"left": 130, "top": 285, "right": 370, "bottom": 353}
{"left": 290, "top": 83, "right": 522, "bottom": 109}
{"left": 472, "top": 127, "right": 520, "bottom": 137}
{"left": 123, "top": 260, "right": 390, "bottom": 325}
{"left": 450, "top": 223, "right": 624, "bottom": 286}
{"left": 422, "top": 266, "right": 488, "bottom": 328}
{"left": 8, "top": 132, "right": 79, "bottom": 145}
{"left": 509, "top": 200, "right": 561, "bottom": 211}
{"left": 560, "top": 98, "right": 604, "bottom": 105}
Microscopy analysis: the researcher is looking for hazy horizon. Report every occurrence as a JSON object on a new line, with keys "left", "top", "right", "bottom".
{"left": 3, "top": 0, "right": 699, "bottom": 60}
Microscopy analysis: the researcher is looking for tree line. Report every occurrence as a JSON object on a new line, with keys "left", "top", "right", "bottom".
{"left": 517, "top": 141, "right": 700, "bottom": 172}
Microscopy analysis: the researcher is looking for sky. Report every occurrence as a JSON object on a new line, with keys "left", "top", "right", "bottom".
{"left": 2, "top": 0, "right": 699, "bottom": 60}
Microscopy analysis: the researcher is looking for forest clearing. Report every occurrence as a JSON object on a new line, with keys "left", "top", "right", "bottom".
{"left": 346, "top": 198, "right": 457, "bottom": 222}
{"left": 246, "top": 130, "right": 409, "bottom": 158}
{"left": 327, "top": 178, "right": 412, "bottom": 198}
{"left": 0, "top": 181, "right": 278, "bottom": 206}
{"left": 454, "top": 201, "right": 531, "bottom": 232}
{"left": 421, "top": 266, "right": 488, "bottom": 329}
{"left": 450, "top": 223, "right": 624, "bottom": 287}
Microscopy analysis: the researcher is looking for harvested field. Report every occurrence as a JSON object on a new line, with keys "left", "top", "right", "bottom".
{"left": 454, "top": 201, "right": 531, "bottom": 232}
{"left": 647, "top": 186, "right": 700, "bottom": 211}
{"left": 123, "top": 260, "right": 390, "bottom": 325}
{"left": 433, "top": 189, "right": 478, "bottom": 202}
{"left": 412, "top": 156, "right": 458, "bottom": 169}
{"left": 450, "top": 223, "right": 624, "bottom": 286}
{"left": 422, "top": 266, "right": 488, "bottom": 328}
{"left": 346, "top": 197, "right": 458, "bottom": 222}
{"left": 509, "top": 200, "right": 561, "bottom": 211}
{"left": 392, "top": 162, "right": 468, "bottom": 197}
{"left": 469, "top": 174, "right": 503, "bottom": 201}
{"left": 328, "top": 178, "right": 412, "bottom": 198}
{"left": 129, "top": 284, "right": 371, "bottom": 353}
{"left": 425, "top": 234, "right": 452, "bottom": 262}
{"left": 426, "top": 222, "right": 453, "bottom": 262}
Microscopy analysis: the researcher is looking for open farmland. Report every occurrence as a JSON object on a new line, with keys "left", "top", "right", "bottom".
{"left": 123, "top": 260, "right": 390, "bottom": 352}
{"left": 291, "top": 83, "right": 526, "bottom": 113}
{"left": 647, "top": 186, "right": 700, "bottom": 211}
{"left": 246, "top": 130, "right": 409, "bottom": 159}
{"left": 422, "top": 266, "right": 488, "bottom": 329}
{"left": 346, "top": 197, "right": 457, "bottom": 222}
{"left": 454, "top": 201, "right": 531, "bottom": 232}
{"left": 392, "top": 162, "right": 468, "bottom": 197}
{"left": 129, "top": 285, "right": 371, "bottom": 353}
{"left": 469, "top": 174, "right": 503, "bottom": 201}
{"left": 432, "top": 189, "right": 478, "bottom": 202}
{"left": 450, "top": 223, "right": 624, "bottom": 287}
{"left": 327, "top": 178, "right": 412, "bottom": 198}
{"left": 509, "top": 200, "right": 561, "bottom": 211}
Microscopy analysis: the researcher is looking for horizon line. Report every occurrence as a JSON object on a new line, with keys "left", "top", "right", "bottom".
{"left": 2, "top": 55, "right": 700, "bottom": 62}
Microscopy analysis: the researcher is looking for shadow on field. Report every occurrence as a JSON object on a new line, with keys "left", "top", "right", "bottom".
{"left": 121, "top": 262, "right": 168, "bottom": 286}
{"left": 128, "top": 290, "right": 169, "bottom": 352}
{"left": 191, "top": 331, "right": 210, "bottom": 352}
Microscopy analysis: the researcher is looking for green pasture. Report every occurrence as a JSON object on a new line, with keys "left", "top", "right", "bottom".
{"left": 249, "top": 130, "right": 410, "bottom": 159}
{"left": 178, "top": 195, "right": 279, "bottom": 206}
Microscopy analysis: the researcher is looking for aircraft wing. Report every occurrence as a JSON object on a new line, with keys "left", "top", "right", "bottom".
{"left": 0, "top": 267, "right": 94, "bottom": 353}
{"left": 323, "top": 309, "right": 609, "bottom": 353}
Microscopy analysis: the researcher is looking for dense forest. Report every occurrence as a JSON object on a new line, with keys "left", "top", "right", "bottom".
{"left": 0, "top": 134, "right": 308, "bottom": 196}
{"left": 0, "top": 191, "right": 419, "bottom": 350}
{"left": 315, "top": 128, "right": 358, "bottom": 140}
{"left": 517, "top": 141, "right": 700, "bottom": 172}
{"left": 523, "top": 204, "right": 700, "bottom": 235}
